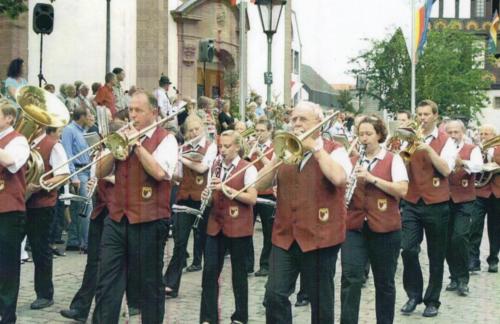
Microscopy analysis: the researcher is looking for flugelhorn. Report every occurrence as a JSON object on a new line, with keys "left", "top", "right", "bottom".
{"left": 39, "top": 107, "right": 186, "bottom": 191}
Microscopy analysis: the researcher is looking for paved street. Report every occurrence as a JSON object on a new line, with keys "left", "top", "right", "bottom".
{"left": 17, "top": 222, "right": 500, "bottom": 324}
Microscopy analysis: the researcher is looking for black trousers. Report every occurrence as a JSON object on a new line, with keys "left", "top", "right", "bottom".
{"left": 247, "top": 195, "right": 275, "bottom": 272}
{"left": 200, "top": 233, "right": 251, "bottom": 324}
{"left": 0, "top": 211, "right": 25, "bottom": 324}
{"left": 26, "top": 207, "right": 55, "bottom": 300}
{"left": 401, "top": 200, "right": 449, "bottom": 307}
{"left": 264, "top": 242, "right": 340, "bottom": 324}
{"left": 92, "top": 216, "right": 168, "bottom": 324}
{"left": 49, "top": 195, "right": 66, "bottom": 244}
{"left": 445, "top": 201, "right": 474, "bottom": 284}
{"left": 469, "top": 196, "right": 500, "bottom": 266}
{"left": 340, "top": 225, "right": 401, "bottom": 324}
{"left": 164, "top": 200, "right": 207, "bottom": 293}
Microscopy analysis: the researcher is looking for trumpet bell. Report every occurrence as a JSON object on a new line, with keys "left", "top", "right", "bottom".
{"left": 273, "top": 132, "right": 303, "bottom": 165}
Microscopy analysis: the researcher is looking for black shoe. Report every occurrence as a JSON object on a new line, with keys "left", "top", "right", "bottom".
{"left": 60, "top": 308, "right": 86, "bottom": 322}
{"left": 30, "top": 298, "right": 54, "bottom": 310}
{"left": 186, "top": 264, "right": 202, "bottom": 272}
{"left": 446, "top": 281, "right": 458, "bottom": 291}
{"left": 457, "top": 282, "right": 469, "bottom": 296}
{"left": 488, "top": 263, "right": 498, "bottom": 273}
{"left": 52, "top": 247, "right": 66, "bottom": 257}
{"left": 422, "top": 305, "right": 439, "bottom": 317}
{"left": 65, "top": 245, "right": 80, "bottom": 251}
{"left": 469, "top": 260, "right": 480, "bottom": 272}
{"left": 400, "top": 298, "right": 420, "bottom": 314}
{"left": 255, "top": 268, "right": 269, "bottom": 277}
{"left": 166, "top": 290, "right": 178, "bottom": 299}
{"left": 295, "top": 299, "right": 310, "bottom": 307}
{"left": 55, "top": 239, "right": 65, "bottom": 244}
{"left": 128, "top": 306, "right": 141, "bottom": 316}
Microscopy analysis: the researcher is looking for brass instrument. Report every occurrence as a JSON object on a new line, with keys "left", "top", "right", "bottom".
{"left": 475, "top": 135, "right": 500, "bottom": 187}
{"left": 221, "top": 111, "right": 339, "bottom": 199}
{"left": 240, "top": 127, "right": 255, "bottom": 138}
{"left": 391, "top": 120, "right": 424, "bottom": 163}
{"left": 345, "top": 144, "right": 366, "bottom": 207}
{"left": 15, "top": 86, "right": 70, "bottom": 185}
{"left": 179, "top": 133, "right": 205, "bottom": 162}
{"left": 39, "top": 107, "right": 186, "bottom": 191}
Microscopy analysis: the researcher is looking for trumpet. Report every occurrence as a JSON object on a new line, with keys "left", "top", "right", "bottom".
{"left": 39, "top": 107, "right": 186, "bottom": 191}
{"left": 221, "top": 111, "right": 339, "bottom": 200}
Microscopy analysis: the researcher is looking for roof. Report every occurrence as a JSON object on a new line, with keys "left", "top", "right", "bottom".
{"left": 300, "top": 64, "right": 336, "bottom": 95}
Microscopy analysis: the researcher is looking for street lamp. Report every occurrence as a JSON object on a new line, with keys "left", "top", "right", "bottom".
{"left": 355, "top": 73, "right": 367, "bottom": 112}
{"left": 256, "top": 0, "right": 286, "bottom": 106}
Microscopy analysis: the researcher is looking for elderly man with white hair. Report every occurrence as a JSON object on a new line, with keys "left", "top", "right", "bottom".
{"left": 256, "top": 101, "right": 352, "bottom": 324}
{"left": 444, "top": 120, "right": 483, "bottom": 296}
{"left": 469, "top": 123, "right": 500, "bottom": 274}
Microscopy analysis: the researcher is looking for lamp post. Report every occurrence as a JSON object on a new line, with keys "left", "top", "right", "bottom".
{"left": 355, "top": 73, "right": 367, "bottom": 112}
{"left": 256, "top": 0, "right": 286, "bottom": 106}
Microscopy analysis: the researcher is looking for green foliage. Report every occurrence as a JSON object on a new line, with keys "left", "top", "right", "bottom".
{"left": 223, "top": 69, "right": 240, "bottom": 120}
{"left": 337, "top": 89, "right": 356, "bottom": 112}
{"left": 351, "top": 27, "right": 493, "bottom": 120}
{"left": 0, "top": 0, "right": 28, "bottom": 19}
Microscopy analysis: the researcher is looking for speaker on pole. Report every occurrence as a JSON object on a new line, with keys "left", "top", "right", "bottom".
{"left": 33, "top": 3, "right": 54, "bottom": 35}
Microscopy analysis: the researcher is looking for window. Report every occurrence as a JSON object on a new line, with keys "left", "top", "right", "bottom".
{"left": 494, "top": 96, "right": 500, "bottom": 109}
{"left": 476, "top": 0, "right": 485, "bottom": 17}
{"left": 292, "top": 50, "right": 300, "bottom": 74}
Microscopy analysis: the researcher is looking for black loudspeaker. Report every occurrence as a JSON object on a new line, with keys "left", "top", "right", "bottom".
{"left": 33, "top": 3, "right": 54, "bottom": 35}
{"left": 199, "top": 39, "right": 215, "bottom": 63}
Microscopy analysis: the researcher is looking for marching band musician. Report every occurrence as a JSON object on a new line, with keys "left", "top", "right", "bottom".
{"left": 247, "top": 120, "right": 274, "bottom": 277}
{"left": 25, "top": 126, "right": 69, "bottom": 311}
{"left": 340, "top": 116, "right": 408, "bottom": 324}
{"left": 92, "top": 90, "right": 178, "bottom": 323}
{"left": 200, "top": 130, "right": 257, "bottom": 324}
{"left": 400, "top": 100, "right": 457, "bottom": 318}
{"left": 444, "top": 120, "right": 483, "bottom": 296}
{"left": 0, "top": 99, "right": 30, "bottom": 324}
{"left": 470, "top": 124, "right": 500, "bottom": 273}
{"left": 256, "top": 102, "right": 352, "bottom": 324}
{"left": 164, "top": 114, "right": 217, "bottom": 298}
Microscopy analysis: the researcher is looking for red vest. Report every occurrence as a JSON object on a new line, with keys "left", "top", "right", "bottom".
{"left": 347, "top": 152, "right": 401, "bottom": 233}
{"left": 108, "top": 127, "right": 172, "bottom": 224}
{"left": 176, "top": 140, "right": 211, "bottom": 202}
{"left": 0, "top": 130, "right": 26, "bottom": 213}
{"left": 449, "top": 144, "right": 476, "bottom": 203}
{"left": 250, "top": 142, "right": 274, "bottom": 196}
{"left": 273, "top": 140, "right": 346, "bottom": 253}
{"left": 207, "top": 158, "right": 254, "bottom": 238}
{"left": 404, "top": 130, "right": 450, "bottom": 204}
{"left": 90, "top": 179, "right": 114, "bottom": 219}
{"left": 477, "top": 146, "right": 500, "bottom": 198}
{"left": 27, "top": 135, "right": 58, "bottom": 208}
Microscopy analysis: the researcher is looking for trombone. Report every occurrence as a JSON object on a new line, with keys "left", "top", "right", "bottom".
{"left": 39, "top": 107, "right": 186, "bottom": 191}
{"left": 220, "top": 111, "right": 339, "bottom": 199}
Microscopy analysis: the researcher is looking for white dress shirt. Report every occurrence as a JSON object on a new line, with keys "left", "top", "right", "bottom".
{"left": 208, "top": 155, "right": 258, "bottom": 187}
{"left": 456, "top": 141, "right": 483, "bottom": 174}
{"left": 298, "top": 137, "right": 352, "bottom": 177}
{"left": 0, "top": 126, "right": 30, "bottom": 173}
{"left": 31, "top": 133, "right": 70, "bottom": 176}
{"left": 153, "top": 87, "right": 172, "bottom": 117}
{"left": 424, "top": 127, "right": 458, "bottom": 172}
{"left": 359, "top": 146, "right": 409, "bottom": 182}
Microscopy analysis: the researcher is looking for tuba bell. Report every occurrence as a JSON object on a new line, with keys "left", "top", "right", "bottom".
{"left": 15, "top": 85, "right": 70, "bottom": 185}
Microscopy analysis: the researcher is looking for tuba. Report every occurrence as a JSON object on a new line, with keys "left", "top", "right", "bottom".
{"left": 15, "top": 86, "right": 70, "bottom": 185}
{"left": 475, "top": 135, "right": 500, "bottom": 187}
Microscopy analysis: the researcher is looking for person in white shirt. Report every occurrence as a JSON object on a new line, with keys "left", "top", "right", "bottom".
{"left": 154, "top": 75, "right": 173, "bottom": 118}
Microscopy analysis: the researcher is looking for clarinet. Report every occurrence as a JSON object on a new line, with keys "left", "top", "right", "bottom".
{"left": 192, "top": 155, "right": 223, "bottom": 229}
{"left": 344, "top": 144, "right": 366, "bottom": 207}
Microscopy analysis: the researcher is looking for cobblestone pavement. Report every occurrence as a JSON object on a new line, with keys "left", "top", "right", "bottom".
{"left": 17, "top": 223, "right": 499, "bottom": 324}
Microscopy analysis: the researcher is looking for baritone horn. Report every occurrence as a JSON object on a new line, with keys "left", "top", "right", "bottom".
{"left": 39, "top": 107, "right": 186, "bottom": 191}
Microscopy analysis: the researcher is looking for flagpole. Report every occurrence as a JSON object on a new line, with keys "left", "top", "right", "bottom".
{"left": 239, "top": 0, "right": 248, "bottom": 121}
{"left": 411, "top": 0, "right": 416, "bottom": 116}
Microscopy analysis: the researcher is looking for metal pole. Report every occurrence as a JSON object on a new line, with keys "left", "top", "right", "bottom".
{"left": 106, "top": 0, "right": 111, "bottom": 73}
{"left": 39, "top": 34, "right": 43, "bottom": 87}
{"left": 411, "top": 0, "right": 416, "bottom": 115}
{"left": 239, "top": 0, "right": 248, "bottom": 120}
{"left": 266, "top": 34, "right": 273, "bottom": 106}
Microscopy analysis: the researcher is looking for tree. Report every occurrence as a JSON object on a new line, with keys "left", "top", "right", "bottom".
{"left": 350, "top": 27, "right": 493, "bottom": 120}
{"left": 0, "top": 0, "right": 28, "bottom": 19}
{"left": 337, "top": 89, "right": 356, "bottom": 112}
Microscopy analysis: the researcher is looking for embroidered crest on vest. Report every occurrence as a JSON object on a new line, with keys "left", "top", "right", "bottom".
{"left": 461, "top": 179, "right": 469, "bottom": 187}
{"left": 318, "top": 208, "right": 329, "bottom": 222}
{"left": 229, "top": 206, "right": 239, "bottom": 218}
{"left": 432, "top": 177, "right": 440, "bottom": 187}
{"left": 377, "top": 198, "right": 388, "bottom": 211}
{"left": 141, "top": 186, "right": 153, "bottom": 200}
{"left": 195, "top": 175, "right": 204, "bottom": 185}
{"left": 0, "top": 179, "right": 4, "bottom": 191}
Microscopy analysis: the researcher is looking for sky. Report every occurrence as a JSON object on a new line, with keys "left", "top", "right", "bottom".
{"left": 293, "top": 0, "right": 412, "bottom": 85}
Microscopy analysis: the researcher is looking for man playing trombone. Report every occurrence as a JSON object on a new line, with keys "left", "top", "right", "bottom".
{"left": 164, "top": 114, "right": 217, "bottom": 298}
{"left": 256, "top": 101, "right": 352, "bottom": 324}
{"left": 92, "top": 90, "right": 178, "bottom": 324}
